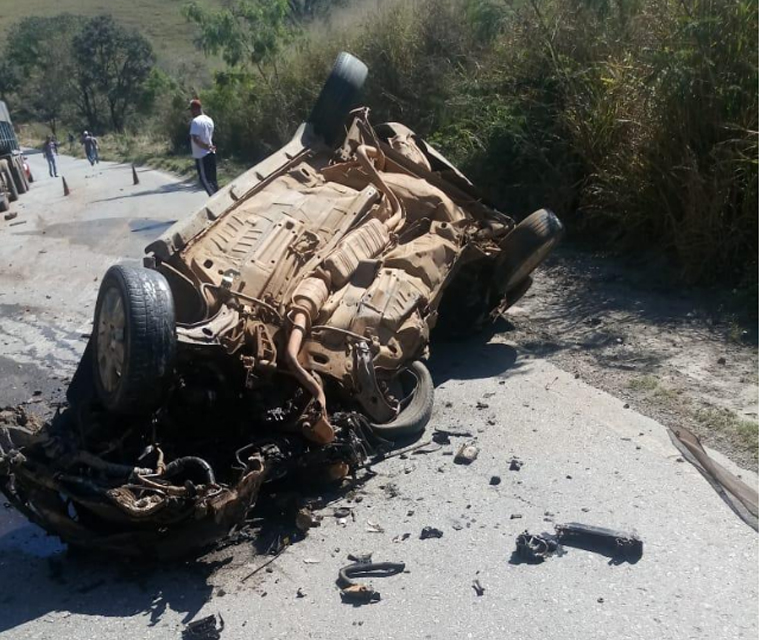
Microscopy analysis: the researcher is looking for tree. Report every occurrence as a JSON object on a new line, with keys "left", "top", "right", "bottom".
{"left": 72, "top": 16, "right": 156, "bottom": 131}
{"left": 183, "top": 0, "right": 293, "bottom": 85}
{"left": 1, "top": 15, "right": 83, "bottom": 132}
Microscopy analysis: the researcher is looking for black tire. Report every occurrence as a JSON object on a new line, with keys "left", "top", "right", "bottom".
{"left": 0, "top": 191, "right": 8, "bottom": 213}
{"left": 308, "top": 52, "right": 368, "bottom": 146}
{"left": 370, "top": 361, "right": 434, "bottom": 440}
{"left": 0, "top": 161, "right": 18, "bottom": 202}
{"left": 92, "top": 264, "right": 176, "bottom": 415}
{"left": 496, "top": 208, "right": 563, "bottom": 294}
{"left": 10, "top": 157, "right": 28, "bottom": 194}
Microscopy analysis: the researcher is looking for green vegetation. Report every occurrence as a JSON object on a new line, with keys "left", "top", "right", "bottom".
{"left": 188, "top": 0, "right": 757, "bottom": 288}
{"left": 0, "top": 0, "right": 222, "bottom": 71}
{"left": 2, "top": 0, "right": 757, "bottom": 289}
{"left": 694, "top": 407, "right": 759, "bottom": 456}
{"left": 628, "top": 376, "right": 661, "bottom": 392}
{"left": 1, "top": 15, "right": 160, "bottom": 133}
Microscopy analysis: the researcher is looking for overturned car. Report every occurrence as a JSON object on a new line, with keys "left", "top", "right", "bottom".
{"left": 0, "top": 54, "right": 562, "bottom": 556}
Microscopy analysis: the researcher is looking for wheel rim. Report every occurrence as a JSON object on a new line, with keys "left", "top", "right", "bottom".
{"left": 97, "top": 286, "right": 126, "bottom": 393}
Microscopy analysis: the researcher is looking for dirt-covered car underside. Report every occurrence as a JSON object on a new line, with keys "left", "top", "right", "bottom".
{"left": 0, "top": 54, "right": 562, "bottom": 557}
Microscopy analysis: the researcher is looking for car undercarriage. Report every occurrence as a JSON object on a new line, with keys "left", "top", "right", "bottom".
{"left": 0, "top": 54, "right": 562, "bottom": 557}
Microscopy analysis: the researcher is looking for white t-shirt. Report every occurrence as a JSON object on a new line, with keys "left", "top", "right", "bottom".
{"left": 190, "top": 114, "right": 214, "bottom": 159}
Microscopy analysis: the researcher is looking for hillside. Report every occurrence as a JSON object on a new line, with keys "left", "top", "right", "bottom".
{"left": 0, "top": 0, "right": 222, "bottom": 70}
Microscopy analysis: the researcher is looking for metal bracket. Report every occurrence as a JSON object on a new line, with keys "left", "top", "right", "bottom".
{"left": 352, "top": 342, "right": 396, "bottom": 423}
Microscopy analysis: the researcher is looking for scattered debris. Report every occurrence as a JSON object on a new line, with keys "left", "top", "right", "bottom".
{"left": 296, "top": 588, "right": 306, "bottom": 598}
{"left": 509, "top": 458, "right": 523, "bottom": 471}
{"left": 472, "top": 579, "right": 485, "bottom": 596}
{"left": 9, "top": 220, "right": 26, "bottom": 227}
{"left": 366, "top": 521, "right": 385, "bottom": 533}
{"left": 554, "top": 522, "right": 643, "bottom": 563}
{"left": 432, "top": 432, "right": 451, "bottom": 445}
{"left": 183, "top": 614, "right": 225, "bottom": 640}
{"left": 382, "top": 483, "right": 400, "bottom": 498}
{"left": 510, "top": 513, "right": 523, "bottom": 520}
{"left": 337, "top": 560, "right": 406, "bottom": 605}
{"left": 475, "top": 401, "right": 489, "bottom": 410}
{"left": 333, "top": 507, "right": 352, "bottom": 519}
{"left": 514, "top": 522, "right": 643, "bottom": 565}
{"left": 303, "top": 558, "right": 321, "bottom": 564}
{"left": 717, "top": 357, "right": 727, "bottom": 365}
{"left": 434, "top": 428, "right": 474, "bottom": 438}
{"left": 489, "top": 475, "right": 501, "bottom": 486}
{"left": 347, "top": 552, "right": 372, "bottom": 564}
{"left": 411, "top": 443, "right": 442, "bottom": 455}
{"left": 3, "top": 211, "right": 17, "bottom": 221}
{"left": 241, "top": 546, "right": 288, "bottom": 582}
{"left": 514, "top": 531, "right": 561, "bottom": 564}
{"left": 419, "top": 526, "right": 444, "bottom": 540}
{"left": 295, "top": 507, "right": 321, "bottom": 532}
{"left": 454, "top": 443, "right": 479, "bottom": 465}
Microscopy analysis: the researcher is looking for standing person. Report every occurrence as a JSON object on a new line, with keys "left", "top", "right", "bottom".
{"left": 189, "top": 99, "right": 218, "bottom": 196}
{"left": 82, "top": 131, "right": 99, "bottom": 166}
{"left": 67, "top": 132, "right": 75, "bottom": 152}
{"left": 42, "top": 135, "right": 58, "bottom": 177}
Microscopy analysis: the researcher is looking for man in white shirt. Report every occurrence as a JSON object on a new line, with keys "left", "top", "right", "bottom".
{"left": 189, "top": 99, "right": 218, "bottom": 195}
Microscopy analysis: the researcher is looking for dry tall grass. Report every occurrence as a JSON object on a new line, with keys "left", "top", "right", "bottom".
{"left": 194, "top": 0, "right": 758, "bottom": 286}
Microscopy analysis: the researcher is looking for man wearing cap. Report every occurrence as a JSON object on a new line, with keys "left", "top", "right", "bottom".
{"left": 189, "top": 99, "right": 218, "bottom": 196}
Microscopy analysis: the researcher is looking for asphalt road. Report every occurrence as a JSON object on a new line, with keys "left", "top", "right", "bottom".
{"left": 0, "top": 151, "right": 757, "bottom": 640}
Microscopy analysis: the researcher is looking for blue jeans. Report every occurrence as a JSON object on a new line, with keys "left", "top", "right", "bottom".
{"left": 46, "top": 155, "right": 57, "bottom": 177}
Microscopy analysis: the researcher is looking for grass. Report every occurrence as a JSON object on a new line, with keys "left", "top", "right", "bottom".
{"left": 628, "top": 375, "right": 660, "bottom": 392}
{"left": 195, "top": 0, "right": 757, "bottom": 288}
{"left": 20, "top": 127, "right": 248, "bottom": 187}
{"left": 626, "top": 373, "right": 757, "bottom": 461}
{"left": 0, "top": 0, "right": 223, "bottom": 72}
{"left": 694, "top": 408, "right": 759, "bottom": 458}
{"left": 80, "top": 133, "right": 248, "bottom": 186}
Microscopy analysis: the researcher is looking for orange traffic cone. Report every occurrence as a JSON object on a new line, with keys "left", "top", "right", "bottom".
{"left": 62, "top": 176, "right": 70, "bottom": 196}
{"left": 132, "top": 164, "right": 139, "bottom": 185}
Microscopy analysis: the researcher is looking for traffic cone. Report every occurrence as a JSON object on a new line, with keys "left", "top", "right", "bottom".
{"left": 132, "top": 164, "right": 139, "bottom": 185}
{"left": 62, "top": 176, "right": 70, "bottom": 196}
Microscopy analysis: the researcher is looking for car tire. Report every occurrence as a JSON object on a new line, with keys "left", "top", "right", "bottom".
{"left": 308, "top": 52, "right": 368, "bottom": 146}
{"left": 370, "top": 361, "right": 434, "bottom": 440}
{"left": 496, "top": 208, "right": 564, "bottom": 294}
{"left": 0, "top": 161, "right": 18, "bottom": 202}
{"left": 0, "top": 190, "right": 9, "bottom": 213}
{"left": 92, "top": 264, "right": 176, "bottom": 415}
{"left": 10, "top": 157, "right": 28, "bottom": 194}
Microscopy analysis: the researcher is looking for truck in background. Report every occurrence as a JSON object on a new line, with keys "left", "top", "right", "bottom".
{"left": 0, "top": 100, "right": 32, "bottom": 214}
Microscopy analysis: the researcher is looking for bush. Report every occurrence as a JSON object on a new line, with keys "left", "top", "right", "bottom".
{"left": 189, "top": 0, "right": 758, "bottom": 286}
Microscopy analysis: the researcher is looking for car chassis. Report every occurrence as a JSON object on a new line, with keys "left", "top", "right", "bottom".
{"left": 0, "top": 54, "right": 562, "bottom": 557}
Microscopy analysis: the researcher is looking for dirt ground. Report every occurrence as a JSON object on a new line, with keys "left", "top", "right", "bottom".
{"left": 501, "top": 247, "right": 759, "bottom": 471}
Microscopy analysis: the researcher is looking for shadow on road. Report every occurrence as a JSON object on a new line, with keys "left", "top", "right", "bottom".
{"left": 428, "top": 319, "right": 526, "bottom": 385}
{"left": 16, "top": 217, "right": 177, "bottom": 251}
{"left": 0, "top": 518, "right": 220, "bottom": 633}
{"left": 91, "top": 180, "right": 200, "bottom": 203}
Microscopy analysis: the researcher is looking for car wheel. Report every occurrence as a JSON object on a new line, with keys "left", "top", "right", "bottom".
{"left": 370, "top": 361, "right": 434, "bottom": 440}
{"left": 0, "top": 161, "right": 18, "bottom": 202}
{"left": 308, "top": 52, "right": 368, "bottom": 146}
{"left": 10, "top": 157, "right": 28, "bottom": 194}
{"left": 496, "top": 208, "right": 564, "bottom": 294}
{"left": 92, "top": 264, "right": 176, "bottom": 415}
{"left": 0, "top": 190, "right": 9, "bottom": 213}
